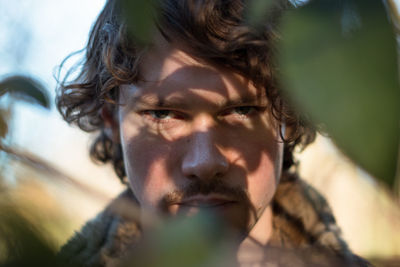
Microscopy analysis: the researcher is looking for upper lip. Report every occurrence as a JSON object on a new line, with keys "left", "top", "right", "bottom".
{"left": 177, "top": 194, "right": 236, "bottom": 208}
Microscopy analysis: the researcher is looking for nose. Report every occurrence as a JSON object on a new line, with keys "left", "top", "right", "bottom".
{"left": 181, "top": 130, "right": 229, "bottom": 180}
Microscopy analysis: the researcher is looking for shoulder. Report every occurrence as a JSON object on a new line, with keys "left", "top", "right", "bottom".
{"left": 58, "top": 190, "right": 141, "bottom": 266}
{"left": 271, "top": 172, "right": 372, "bottom": 266}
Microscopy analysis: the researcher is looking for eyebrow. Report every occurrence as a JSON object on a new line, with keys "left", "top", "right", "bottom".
{"left": 127, "top": 94, "right": 191, "bottom": 111}
{"left": 220, "top": 96, "right": 268, "bottom": 108}
{"left": 128, "top": 93, "right": 267, "bottom": 111}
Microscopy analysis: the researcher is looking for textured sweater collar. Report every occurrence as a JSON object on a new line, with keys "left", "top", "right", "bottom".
{"left": 59, "top": 173, "right": 369, "bottom": 266}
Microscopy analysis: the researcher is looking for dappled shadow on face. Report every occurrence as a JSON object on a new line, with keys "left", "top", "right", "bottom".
{"left": 118, "top": 60, "right": 283, "bottom": 243}
{"left": 121, "top": 64, "right": 282, "bottom": 171}
{"left": 159, "top": 176, "right": 256, "bottom": 239}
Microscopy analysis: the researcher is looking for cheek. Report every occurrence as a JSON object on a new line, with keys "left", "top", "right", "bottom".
{"left": 234, "top": 135, "right": 283, "bottom": 212}
{"left": 120, "top": 121, "right": 175, "bottom": 209}
{"left": 247, "top": 152, "right": 279, "bottom": 211}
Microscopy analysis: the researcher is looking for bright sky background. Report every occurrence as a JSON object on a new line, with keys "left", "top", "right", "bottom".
{"left": 0, "top": 0, "right": 125, "bottom": 195}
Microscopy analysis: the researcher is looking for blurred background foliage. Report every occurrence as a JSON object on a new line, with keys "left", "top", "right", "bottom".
{"left": 278, "top": 0, "right": 400, "bottom": 189}
{"left": 0, "top": 0, "right": 400, "bottom": 266}
{"left": 0, "top": 76, "right": 58, "bottom": 265}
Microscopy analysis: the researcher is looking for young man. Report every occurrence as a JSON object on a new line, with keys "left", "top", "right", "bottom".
{"left": 57, "top": 0, "right": 369, "bottom": 266}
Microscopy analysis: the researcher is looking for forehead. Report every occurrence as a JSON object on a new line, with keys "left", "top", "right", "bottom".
{"left": 122, "top": 39, "right": 266, "bottom": 106}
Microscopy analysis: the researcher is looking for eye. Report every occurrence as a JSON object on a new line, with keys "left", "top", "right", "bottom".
{"left": 141, "top": 110, "right": 184, "bottom": 122}
{"left": 222, "top": 106, "right": 259, "bottom": 117}
{"left": 146, "top": 110, "right": 172, "bottom": 119}
{"left": 232, "top": 106, "right": 255, "bottom": 116}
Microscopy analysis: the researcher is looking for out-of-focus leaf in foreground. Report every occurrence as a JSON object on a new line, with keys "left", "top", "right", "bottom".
{"left": 278, "top": 0, "right": 400, "bottom": 187}
{"left": 121, "top": 0, "right": 159, "bottom": 45}
{"left": 245, "top": 0, "right": 276, "bottom": 27}
{"left": 0, "top": 201, "right": 60, "bottom": 266}
{"left": 0, "top": 108, "right": 10, "bottom": 139}
{"left": 120, "top": 212, "right": 235, "bottom": 267}
{"left": 0, "top": 75, "right": 49, "bottom": 109}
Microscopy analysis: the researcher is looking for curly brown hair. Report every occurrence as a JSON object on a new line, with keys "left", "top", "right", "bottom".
{"left": 57, "top": 0, "right": 316, "bottom": 184}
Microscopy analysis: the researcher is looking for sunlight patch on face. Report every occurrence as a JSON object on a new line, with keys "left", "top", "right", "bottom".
{"left": 119, "top": 84, "right": 143, "bottom": 138}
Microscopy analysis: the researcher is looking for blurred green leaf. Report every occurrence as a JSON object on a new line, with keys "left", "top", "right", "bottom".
{"left": 0, "top": 75, "right": 49, "bottom": 109}
{"left": 0, "top": 202, "right": 60, "bottom": 266}
{"left": 279, "top": 0, "right": 400, "bottom": 186}
{"left": 245, "top": 0, "right": 276, "bottom": 27}
{"left": 0, "top": 109, "right": 10, "bottom": 139}
{"left": 121, "top": 0, "right": 159, "bottom": 45}
{"left": 120, "top": 212, "right": 235, "bottom": 267}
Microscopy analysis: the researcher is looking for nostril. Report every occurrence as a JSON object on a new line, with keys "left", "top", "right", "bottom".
{"left": 215, "top": 172, "right": 224, "bottom": 178}
{"left": 182, "top": 158, "right": 229, "bottom": 181}
{"left": 187, "top": 174, "right": 197, "bottom": 180}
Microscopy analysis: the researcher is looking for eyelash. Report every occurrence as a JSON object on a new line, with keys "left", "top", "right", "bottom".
{"left": 141, "top": 110, "right": 182, "bottom": 122}
{"left": 222, "top": 106, "right": 260, "bottom": 117}
{"left": 141, "top": 106, "right": 263, "bottom": 123}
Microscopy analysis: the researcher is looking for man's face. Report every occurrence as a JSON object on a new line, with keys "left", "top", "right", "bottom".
{"left": 117, "top": 40, "right": 284, "bottom": 236}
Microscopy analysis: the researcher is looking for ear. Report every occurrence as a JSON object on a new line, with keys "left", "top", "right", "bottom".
{"left": 101, "top": 105, "right": 120, "bottom": 143}
{"left": 280, "top": 122, "right": 296, "bottom": 142}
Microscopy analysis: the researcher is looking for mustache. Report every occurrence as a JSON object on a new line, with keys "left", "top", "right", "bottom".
{"left": 160, "top": 178, "right": 249, "bottom": 211}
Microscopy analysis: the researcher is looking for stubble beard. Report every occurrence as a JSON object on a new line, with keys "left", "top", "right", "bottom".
{"left": 159, "top": 177, "right": 259, "bottom": 241}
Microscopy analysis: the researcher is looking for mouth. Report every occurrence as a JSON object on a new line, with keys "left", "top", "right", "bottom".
{"left": 177, "top": 195, "right": 237, "bottom": 209}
